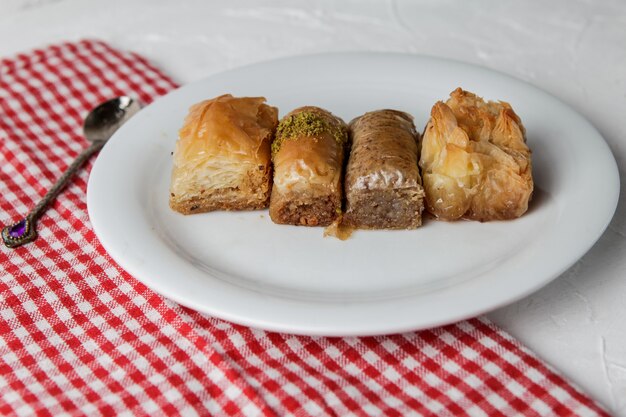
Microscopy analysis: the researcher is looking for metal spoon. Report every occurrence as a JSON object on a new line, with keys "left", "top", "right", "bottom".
{"left": 2, "top": 96, "right": 141, "bottom": 248}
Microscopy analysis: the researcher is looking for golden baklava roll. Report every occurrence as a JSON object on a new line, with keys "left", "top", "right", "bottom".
{"left": 420, "top": 88, "right": 533, "bottom": 221}
{"left": 169, "top": 94, "right": 278, "bottom": 214}
{"left": 269, "top": 106, "right": 348, "bottom": 226}
{"left": 344, "top": 110, "right": 425, "bottom": 229}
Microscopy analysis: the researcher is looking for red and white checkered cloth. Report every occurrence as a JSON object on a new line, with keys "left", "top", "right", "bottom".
{"left": 0, "top": 40, "right": 611, "bottom": 417}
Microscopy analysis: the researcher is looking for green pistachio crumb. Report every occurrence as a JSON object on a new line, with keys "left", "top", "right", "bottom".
{"left": 271, "top": 111, "right": 347, "bottom": 157}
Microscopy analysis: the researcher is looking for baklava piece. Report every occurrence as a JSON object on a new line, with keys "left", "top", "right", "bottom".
{"left": 169, "top": 94, "right": 278, "bottom": 214}
{"left": 344, "top": 110, "right": 425, "bottom": 229}
{"left": 269, "top": 106, "right": 348, "bottom": 226}
{"left": 419, "top": 88, "right": 533, "bottom": 221}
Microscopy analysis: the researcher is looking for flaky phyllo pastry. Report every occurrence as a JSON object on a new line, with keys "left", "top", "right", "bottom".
{"left": 169, "top": 94, "right": 278, "bottom": 214}
{"left": 419, "top": 88, "right": 533, "bottom": 221}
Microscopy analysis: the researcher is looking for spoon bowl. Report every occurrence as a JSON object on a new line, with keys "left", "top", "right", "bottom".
{"left": 83, "top": 96, "right": 141, "bottom": 142}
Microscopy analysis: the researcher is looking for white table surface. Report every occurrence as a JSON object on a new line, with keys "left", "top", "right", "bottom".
{"left": 1, "top": 0, "right": 625, "bottom": 414}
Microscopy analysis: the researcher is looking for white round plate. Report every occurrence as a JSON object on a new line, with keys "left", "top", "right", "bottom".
{"left": 88, "top": 53, "right": 619, "bottom": 336}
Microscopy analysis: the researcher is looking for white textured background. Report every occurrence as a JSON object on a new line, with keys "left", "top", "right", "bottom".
{"left": 1, "top": 0, "right": 625, "bottom": 414}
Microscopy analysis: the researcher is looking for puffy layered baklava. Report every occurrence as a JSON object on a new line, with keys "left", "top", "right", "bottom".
{"left": 269, "top": 106, "right": 348, "bottom": 226}
{"left": 419, "top": 88, "right": 533, "bottom": 221}
{"left": 344, "top": 110, "right": 425, "bottom": 229}
{"left": 169, "top": 94, "right": 278, "bottom": 214}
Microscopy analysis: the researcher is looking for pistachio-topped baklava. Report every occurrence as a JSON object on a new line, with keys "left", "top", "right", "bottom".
{"left": 269, "top": 106, "right": 348, "bottom": 226}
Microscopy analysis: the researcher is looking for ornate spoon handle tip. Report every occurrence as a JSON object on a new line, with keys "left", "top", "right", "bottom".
{"left": 2, "top": 140, "right": 105, "bottom": 249}
{"left": 2, "top": 217, "right": 37, "bottom": 248}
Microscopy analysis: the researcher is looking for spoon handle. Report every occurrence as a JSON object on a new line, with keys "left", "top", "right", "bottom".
{"left": 2, "top": 140, "right": 106, "bottom": 248}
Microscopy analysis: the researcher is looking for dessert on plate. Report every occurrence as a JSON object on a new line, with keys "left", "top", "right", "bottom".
{"left": 169, "top": 88, "right": 532, "bottom": 233}
{"left": 269, "top": 106, "right": 348, "bottom": 226}
{"left": 169, "top": 94, "right": 278, "bottom": 214}
{"left": 419, "top": 88, "right": 533, "bottom": 221}
{"left": 344, "top": 109, "right": 425, "bottom": 229}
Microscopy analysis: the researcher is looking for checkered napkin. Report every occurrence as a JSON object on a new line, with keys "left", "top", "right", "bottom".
{"left": 0, "top": 40, "right": 610, "bottom": 417}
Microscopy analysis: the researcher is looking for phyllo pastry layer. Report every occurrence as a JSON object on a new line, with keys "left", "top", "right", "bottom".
{"left": 420, "top": 88, "right": 533, "bottom": 221}
{"left": 344, "top": 110, "right": 425, "bottom": 229}
{"left": 169, "top": 94, "right": 278, "bottom": 214}
{"left": 269, "top": 106, "right": 348, "bottom": 226}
